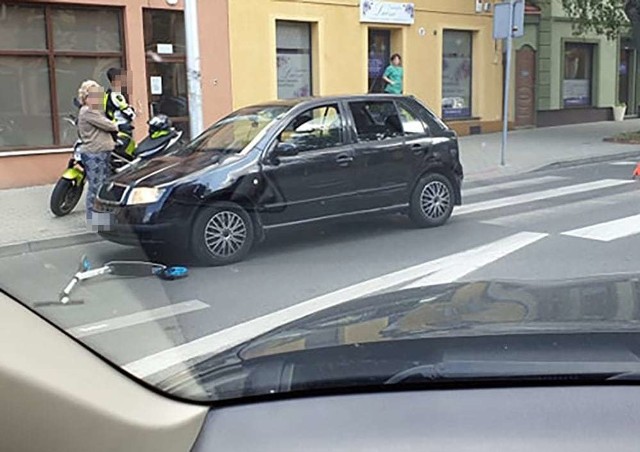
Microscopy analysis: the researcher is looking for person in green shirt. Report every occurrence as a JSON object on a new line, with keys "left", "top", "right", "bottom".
{"left": 382, "top": 53, "right": 403, "bottom": 94}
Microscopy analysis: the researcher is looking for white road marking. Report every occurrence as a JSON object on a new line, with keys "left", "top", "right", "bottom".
{"left": 67, "top": 300, "right": 209, "bottom": 338}
{"left": 482, "top": 190, "right": 636, "bottom": 227}
{"left": 456, "top": 179, "right": 633, "bottom": 216}
{"left": 464, "top": 176, "right": 567, "bottom": 197}
{"left": 123, "top": 232, "right": 547, "bottom": 379}
{"left": 609, "top": 161, "right": 638, "bottom": 166}
{"left": 562, "top": 213, "right": 640, "bottom": 242}
{"left": 403, "top": 232, "right": 546, "bottom": 288}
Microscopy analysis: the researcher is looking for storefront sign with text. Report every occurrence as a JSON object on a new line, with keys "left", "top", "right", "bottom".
{"left": 360, "top": 1, "right": 415, "bottom": 25}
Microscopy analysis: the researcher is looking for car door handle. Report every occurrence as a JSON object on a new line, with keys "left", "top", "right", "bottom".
{"left": 412, "top": 143, "right": 432, "bottom": 153}
{"left": 335, "top": 154, "right": 354, "bottom": 166}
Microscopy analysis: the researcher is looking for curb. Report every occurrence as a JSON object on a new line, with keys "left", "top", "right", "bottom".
{"left": 465, "top": 149, "right": 640, "bottom": 182}
{"left": 533, "top": 150, "right": 640, "bottom": 173}
{"left": 0, "top": 232, "right": 103, "bottom": 259}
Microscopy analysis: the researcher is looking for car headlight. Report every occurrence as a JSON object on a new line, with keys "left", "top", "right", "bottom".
{"left": 126, "top": 187, "right": 166, "bottom": 205}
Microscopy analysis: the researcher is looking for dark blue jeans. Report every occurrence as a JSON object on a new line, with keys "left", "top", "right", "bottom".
{"left": 80, "top": 150, "right": 111, "bottom": 221}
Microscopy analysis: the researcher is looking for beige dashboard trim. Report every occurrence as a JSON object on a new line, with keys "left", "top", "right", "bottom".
{"left": 0, "top": 291, "right": 208, "bottom": 452}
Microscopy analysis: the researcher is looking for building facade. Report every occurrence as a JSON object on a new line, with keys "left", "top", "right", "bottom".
{"left": 226, "top": 0, "right": 505, "bottom": 135}
{"left": 513, "top": 0, "right": 628, "bottom": 128}
{"left": 0, "top": 0, "right": 232, "bottom": 188}
{"left": 2, "top": 0, "right": 507, "bottom": 188}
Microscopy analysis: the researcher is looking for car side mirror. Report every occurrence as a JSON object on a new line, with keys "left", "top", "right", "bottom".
{"left": 273, "top": 141, "right": 299, "bottom": 157}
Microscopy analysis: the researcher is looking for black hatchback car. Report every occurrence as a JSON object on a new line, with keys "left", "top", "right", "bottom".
{"left": 95, "top": 95, "right": 464, "bottom": 265}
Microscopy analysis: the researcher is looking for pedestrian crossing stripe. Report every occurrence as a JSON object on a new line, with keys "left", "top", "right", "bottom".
{"left": 456, "top": 179, "right": 633, "bottom": 216}
{"left": 481, "top": 189, "right": 635, "bottom": 228}
{"left": 464, "top": 175, "right": 567, "bottom": 197}
{"left": 562, "top": 213, "right": 640, "bottom": 242}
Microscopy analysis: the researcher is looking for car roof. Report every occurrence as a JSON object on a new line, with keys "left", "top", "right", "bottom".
{"left": 251, "top": 94, "right": 414, "bottom": 110}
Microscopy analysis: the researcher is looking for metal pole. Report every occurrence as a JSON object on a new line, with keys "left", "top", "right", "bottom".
{"left": 500, "top": 0, "right": 515, "bottom": 167}
{"left": 184, "top": 0, "right": 204, "bottom": 138}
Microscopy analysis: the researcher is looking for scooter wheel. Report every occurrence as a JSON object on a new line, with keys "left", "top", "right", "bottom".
{"left": 50, "top": 178, "right": 84, "bottom": 217}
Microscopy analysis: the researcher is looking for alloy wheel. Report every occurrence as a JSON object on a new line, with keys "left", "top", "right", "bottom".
{"left": 420, "top": 180, "right": 451, "bottom": 220}
{"left": 204, "top": 211, "right": 248, "bottom": 258}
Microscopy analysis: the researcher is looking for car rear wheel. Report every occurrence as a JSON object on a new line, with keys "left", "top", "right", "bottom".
{"left": 409, "top": 173, "right": 454, "bottom": 228}
{"left": 191, "top": 203, "right": 255, "bottom": 266}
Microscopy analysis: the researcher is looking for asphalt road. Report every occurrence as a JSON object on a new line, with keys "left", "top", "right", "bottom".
{"left": 2, "top": 158, "right": 640, "bottom": 378}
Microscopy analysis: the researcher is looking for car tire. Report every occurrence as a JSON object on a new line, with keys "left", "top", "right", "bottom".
{"left": 409, "top": 173, "right": 455, "bottom": 228}
{"left": 191, "top": 202, "right": 255, "bottom": 266}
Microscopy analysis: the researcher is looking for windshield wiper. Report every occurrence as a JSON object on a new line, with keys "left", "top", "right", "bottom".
{"left": 384, "top": 360, "right": 640, "bottom": 385}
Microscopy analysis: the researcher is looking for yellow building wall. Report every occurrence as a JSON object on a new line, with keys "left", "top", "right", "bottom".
{"left": 227, "top": 0, "right": 504, "bottom": 132}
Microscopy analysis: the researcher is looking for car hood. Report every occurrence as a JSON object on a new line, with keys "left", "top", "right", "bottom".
{"left": 238, "top": 274, "right": 640, "bottom": 360}
{"left": 111, "top": 151, "right": 238, "bottom": 187}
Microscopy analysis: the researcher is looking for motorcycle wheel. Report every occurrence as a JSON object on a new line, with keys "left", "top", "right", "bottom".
{"left": 50, "top": 178, "right": 84, "bottom": 217}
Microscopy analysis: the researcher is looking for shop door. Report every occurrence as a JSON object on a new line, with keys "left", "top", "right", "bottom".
{"left": 619, "top": 46, "right": 636, "bottom": 115}
{"left": 368, "top": 29, "right": 391, "bottom": 93}
{"left": 515, "top": 46, "right": 536, "bottom": 128}
{"left": 143, "top": 9, "right": 190, "bottom": 140}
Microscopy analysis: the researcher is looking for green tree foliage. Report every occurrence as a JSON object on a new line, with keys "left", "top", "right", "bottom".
{"left": 557, "top": 0, "right": 640, "bottom": 48}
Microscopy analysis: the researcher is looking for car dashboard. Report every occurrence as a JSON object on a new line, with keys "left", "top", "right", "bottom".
{"left": 192, "top": 385, "right": 640, "bottom": 451}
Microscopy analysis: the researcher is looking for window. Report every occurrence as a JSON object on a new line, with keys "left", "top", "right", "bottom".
{"left": 349, "top": 101, "right": 403, "bottom": 141}
{"left": 279, "top": 105, "right": 343, "bottom": 152}
{"left": 144, "top": 9, "right": 190, "bottom": 140}
{"left": 0, "top": 3, "right": 124, "bottom": 149}
{"left": 398, "top": 105, "right": 427, "bottom": 135}
{"left": 276, "top": 21, "right": 313, "bottom": 99}
{"left": 368, "top": 29, "right": 391, "bottom": 93}
{"left": 442, "top": 30, "right": 473, "bottom": 119}
{"left": 563, "top": 43, "right": 594, "bottom": 108}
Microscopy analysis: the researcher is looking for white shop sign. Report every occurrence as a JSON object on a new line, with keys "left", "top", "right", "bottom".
{"left": 360, "top": 1, "right": 415, "bottom": 25}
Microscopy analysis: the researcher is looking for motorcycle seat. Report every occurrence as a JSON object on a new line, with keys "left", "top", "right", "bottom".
{"left": 134, "top": 130, "right": 178, "bottom": 158}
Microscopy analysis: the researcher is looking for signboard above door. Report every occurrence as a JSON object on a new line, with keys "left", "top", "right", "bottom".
{"left": 360, "top": 1, "right": 415, "bottom": 25}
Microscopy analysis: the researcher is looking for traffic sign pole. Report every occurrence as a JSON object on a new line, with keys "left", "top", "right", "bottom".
{"left": 501, "top": 0, "right": 515, "bottom": 167}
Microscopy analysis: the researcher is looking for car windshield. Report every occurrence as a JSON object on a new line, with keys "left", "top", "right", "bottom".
{"left": 3, "top": 1, "right": 640, "bottom": 406}
{"left": 178, "top": 105, "right": 290, "bottom": 155}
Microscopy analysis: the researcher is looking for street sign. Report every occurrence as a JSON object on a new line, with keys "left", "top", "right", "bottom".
{"left": 493, "top": 0, "right": 525, "bottom": 40}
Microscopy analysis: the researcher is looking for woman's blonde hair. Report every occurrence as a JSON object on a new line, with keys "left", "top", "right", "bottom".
{"left": 77, "top": 80, "right": 102, "bottom": 105}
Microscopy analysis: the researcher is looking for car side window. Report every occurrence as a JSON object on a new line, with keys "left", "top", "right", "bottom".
{"left": 397, "top": 105, "right": 429, "bottom": 136}
{"left": 279, "top": 104, "right": 344, "bottom": 152}
{"left": 348, "top": 101, "right": 403, "bottom": 141}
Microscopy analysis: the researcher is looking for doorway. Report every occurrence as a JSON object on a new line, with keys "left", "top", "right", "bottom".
{"left": 143, "top": 9, "right": 190, "bottom": 140}
{"left": 515, "top": 45, "right": 536, "bottom": 128}
{"left": 368, "top": 29, "right": 391, "bottom": 93}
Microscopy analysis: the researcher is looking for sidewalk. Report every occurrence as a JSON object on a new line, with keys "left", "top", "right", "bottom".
{"left": 2, "top": 119, "right": 640, "bottom": 256}
{"left": 0, "top": 185, "right": 96, "bottom": 257}
{"left": 459, "top": 119, "right": 640, "bottom": 181}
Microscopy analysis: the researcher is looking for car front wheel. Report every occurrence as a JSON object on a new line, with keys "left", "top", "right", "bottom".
{"left": 409, "top": 173, "right": 455, "bottom": 228}
{"left": 191, "top": 202, "right": 255, "bottom": 266}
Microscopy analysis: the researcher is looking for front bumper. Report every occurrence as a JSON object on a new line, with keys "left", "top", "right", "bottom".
{"left": 94, "top": 199, "right": 191, "bottom": 249}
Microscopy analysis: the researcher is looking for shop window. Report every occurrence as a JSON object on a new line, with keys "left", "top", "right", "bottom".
{"left": 143, "top": 9, "right": 186, "bottom": 55}
{"left": 442, "top": 30, "right": 473, "bottom": 120}
{"left": 0, "top": 3, "right": 124, "bottom": 149}
{"left": 563, "top": 43, "right": 594, "bottom": 108}
{"left": 276, "top": 21, "right": 313, "bottom": 99}
{"left": 143, "top": 9, "right": 189, "bottom": 140}
{"left": 0, "top": 4, "right": 46, "bottom": 51}
{"left": 52, "top": 8, "right": 122, "bottom": 53}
